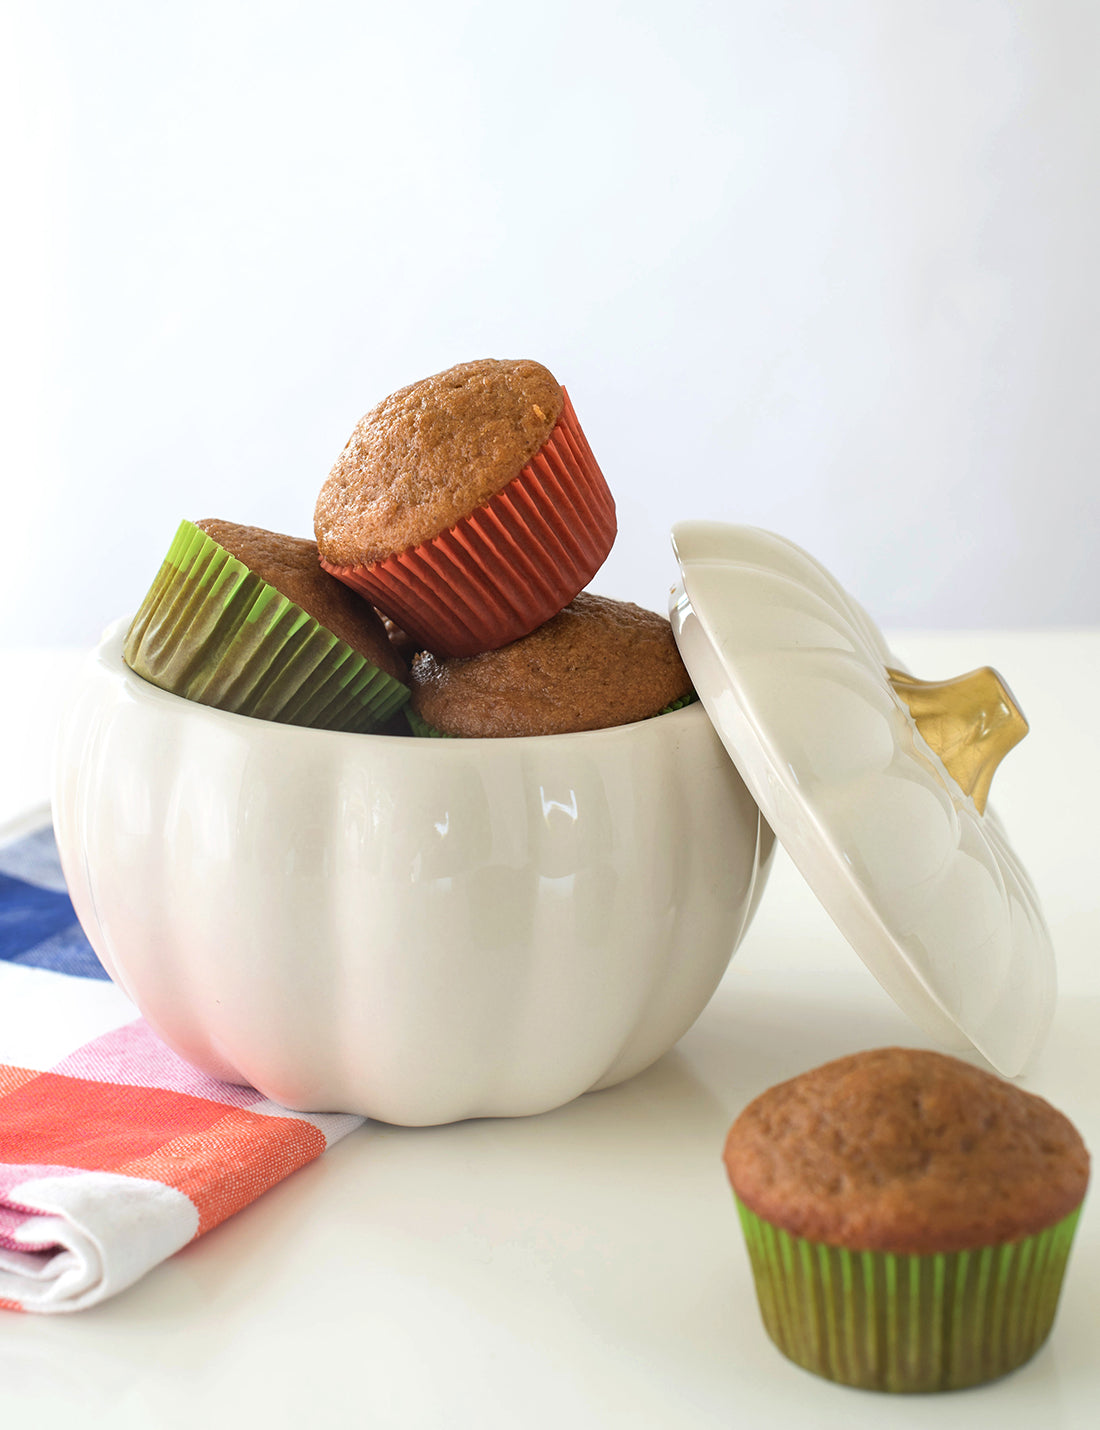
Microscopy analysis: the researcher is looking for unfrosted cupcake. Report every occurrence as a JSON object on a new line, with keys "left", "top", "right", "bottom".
{"left": 406, "top": 592, "right": 694, "bottom": 738}
{"left": 124, "top": 519, "right": 410, "bottom": 732}
{"left": 314, "top": 359, "right": 616, "bottom": 657}
{"left": 723, "top": 1047, "right": 1089, "bottom": 1393}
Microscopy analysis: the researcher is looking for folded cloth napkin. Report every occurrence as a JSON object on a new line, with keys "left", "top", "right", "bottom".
{"left": 0, "top": 814, "right": 364, "bottom": 1313}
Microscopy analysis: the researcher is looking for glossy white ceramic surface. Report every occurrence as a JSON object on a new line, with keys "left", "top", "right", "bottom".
{"left": 669, "top": 522, "right": 1056, "bottom": 1075}
{"left": 52, "top": 621, "right": 774, "bottom": 1126}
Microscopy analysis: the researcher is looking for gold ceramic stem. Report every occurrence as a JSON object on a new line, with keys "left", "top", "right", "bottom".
{"left": 887, "top": 667, "right": 1029, "bottom": 815}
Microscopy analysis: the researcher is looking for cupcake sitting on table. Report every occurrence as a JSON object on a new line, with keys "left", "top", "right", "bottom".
{"left": 723, "top": 1047, "right": 1089, "bottom": 1393}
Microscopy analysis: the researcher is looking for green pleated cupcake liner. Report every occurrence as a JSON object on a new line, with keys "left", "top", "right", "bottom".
{"left": 124, "top": 520, "right": 410, "bottom": 733}
{"left": 404, "top": 688, "right": 698, "bottom": 738}
{"left": 660, "top": 690, "right": 698, "bottom": 715}
{"left": 734, "top": 1197, "right": 1082, "bottom": 1393}
{"left": 405, "top": 707, "right": 455, "bottom": 738}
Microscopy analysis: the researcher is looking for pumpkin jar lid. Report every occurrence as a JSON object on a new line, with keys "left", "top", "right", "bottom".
{"left": 668, "top": 521, "right": 1054, "bottom": 1076}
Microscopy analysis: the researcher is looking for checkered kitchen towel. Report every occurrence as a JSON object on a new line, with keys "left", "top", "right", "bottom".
{"left": 0, "top": 812, "right": 363, "bottom": 1312}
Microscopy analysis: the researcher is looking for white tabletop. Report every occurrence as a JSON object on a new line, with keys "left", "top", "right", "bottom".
{"left": 1, "top": 632, "right": 1098, "bottom": 1429}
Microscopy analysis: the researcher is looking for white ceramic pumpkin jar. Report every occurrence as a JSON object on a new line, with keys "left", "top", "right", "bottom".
{"left": 52, "top": 617, "right": 775, "bottom": 1126}
{"left": 52, "top": 520, "right": 1057, "bottom": 1125}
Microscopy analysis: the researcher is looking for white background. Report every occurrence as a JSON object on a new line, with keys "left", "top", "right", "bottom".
{"left": 4, "top": 0, "right": 1098, "bottom": 648}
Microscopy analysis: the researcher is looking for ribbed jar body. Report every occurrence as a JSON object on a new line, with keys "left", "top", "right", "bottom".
{"left": 53, "top": 623, "right": 773, "bottom": 1126}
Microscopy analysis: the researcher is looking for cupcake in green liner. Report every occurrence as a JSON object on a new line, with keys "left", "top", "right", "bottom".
{"left": 405, "top": 592, "right": 696, "bottom": 737}
{"left": 124, "top": 519, "right": 410, "bottom": 733}
{"left": 723, "top": 1048, "right": 1089, "bottom": 1393}
{"left": 405, "top": 706, "right": 456, "bottom": 738}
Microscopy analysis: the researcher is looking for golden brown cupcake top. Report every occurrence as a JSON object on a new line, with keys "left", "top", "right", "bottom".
{"left": 315, "top": 358, "right": 565, "bottom": 569}
{"left": 409, "top": 592, "right": 693, "bottom": 737}
{"left": 197, "top": 519, "right": 406, "bottom": 682}
{"left": 723, "top": 1047, "right": 1089, "bottom": 1255}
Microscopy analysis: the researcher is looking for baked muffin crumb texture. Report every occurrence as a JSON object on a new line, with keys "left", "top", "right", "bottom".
{"left": 724, "top": 1047, "right": 1089, "bottom": 1254}
{"left": 409, "top": 592, "right": 693, "bottom": 737}
{"left": 196, "top": 519, "right": 406, "bottom": 681}
{"left": 315, "top": 358, "right": 564, "bottom": 568}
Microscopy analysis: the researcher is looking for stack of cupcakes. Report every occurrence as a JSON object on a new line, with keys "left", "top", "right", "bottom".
{"left": 125, "top": 357, "right": 695, "bottom": 736}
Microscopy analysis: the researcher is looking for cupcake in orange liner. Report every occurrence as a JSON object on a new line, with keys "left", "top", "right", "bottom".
{"left": 404, "top": 593, "right": 696, "bottom": 738}
{"left": 314, "top": 359, "right": 616, "bottom": 657}
{"left": 723, "top": 1048, "right": 1089, "bottom": 1393}
{"left": 124, "top": 519, "right": 410, "bottom": 733}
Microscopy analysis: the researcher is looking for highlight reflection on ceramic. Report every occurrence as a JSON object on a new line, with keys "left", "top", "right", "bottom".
{"left": 53, "top": 621, "right": 774, "bottom": 1126}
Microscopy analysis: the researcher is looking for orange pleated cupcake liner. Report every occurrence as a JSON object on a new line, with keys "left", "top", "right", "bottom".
{"left": 320, "top": 388, "right": 616, "bottom": 657}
